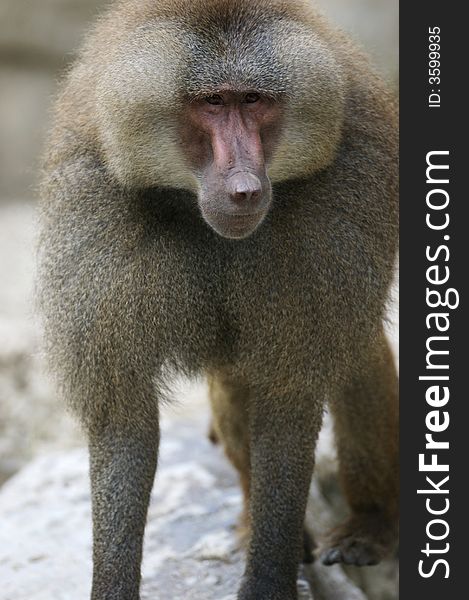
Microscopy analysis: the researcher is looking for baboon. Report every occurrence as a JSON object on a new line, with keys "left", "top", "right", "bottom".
{"left": 38, "top": 0, "right": 399, "bottom": 599}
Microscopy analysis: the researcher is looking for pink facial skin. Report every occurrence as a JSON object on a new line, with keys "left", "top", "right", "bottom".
{"left": 181, "top": 90, "right": 283, "bottom": 239}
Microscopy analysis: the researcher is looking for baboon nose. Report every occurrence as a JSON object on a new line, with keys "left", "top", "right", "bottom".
{"left": 230, "top": 173, "right": 262, "bottom": 204}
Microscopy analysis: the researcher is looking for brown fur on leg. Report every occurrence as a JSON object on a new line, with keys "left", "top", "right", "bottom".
{"left": 208, "top": 372, "right": 251, "bottom": 540}
{"left": 321, "top": 329, "right": 399, "bottom": 566}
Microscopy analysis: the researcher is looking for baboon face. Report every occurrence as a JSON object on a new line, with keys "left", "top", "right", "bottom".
{"left": 96, "top": 12, "right": 345, "bottom": 240}
{"left": 181, "top": 90, "right": 282, "bottom": 239}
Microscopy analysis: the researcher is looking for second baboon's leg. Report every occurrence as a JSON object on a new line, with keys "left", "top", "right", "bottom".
{"left": 321, "top": 331, "right": 399, "bottom": 566}
{"left": 89, "top": 416, "right": 159, "bottom": 600}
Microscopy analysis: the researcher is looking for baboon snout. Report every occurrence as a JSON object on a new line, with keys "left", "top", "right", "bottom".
{"left": 227, "top": 172, "right": 262, "bottom": 205}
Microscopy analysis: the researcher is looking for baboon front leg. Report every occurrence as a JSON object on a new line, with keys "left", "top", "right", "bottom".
{"left": 321, "top": 332, "right": 399, "bottom": 567}
{"left": 237, "top": 390, "right": 323, "bottom": 600}
{"left": 89, "top": 419, "right": 159, "bottom": 600}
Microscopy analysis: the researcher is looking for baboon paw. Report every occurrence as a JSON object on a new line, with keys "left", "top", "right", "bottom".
{"left": 319, "top": 514, "right": 396, "bottom": 567}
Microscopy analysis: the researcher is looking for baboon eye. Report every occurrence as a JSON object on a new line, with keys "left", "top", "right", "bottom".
{"left": 205, "top": 94, "right": 224, "bottom": 105}
{"left": 244, "top": 93, "right": 260, "bottom": 104}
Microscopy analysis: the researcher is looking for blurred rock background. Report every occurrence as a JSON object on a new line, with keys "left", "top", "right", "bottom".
{"left": 0, "top": 1, "right": 398, "bottom": 598}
